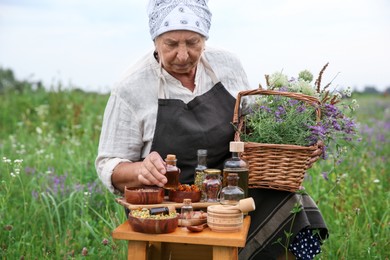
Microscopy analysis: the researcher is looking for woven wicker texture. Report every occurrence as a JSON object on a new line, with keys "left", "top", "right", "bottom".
{"left": 233, "top": 89, "right": 323, "bottom": 192}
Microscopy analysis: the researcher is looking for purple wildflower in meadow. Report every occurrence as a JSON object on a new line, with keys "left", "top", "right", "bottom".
{"left": 321, "top": 172, "right": 329, "bottom": 181}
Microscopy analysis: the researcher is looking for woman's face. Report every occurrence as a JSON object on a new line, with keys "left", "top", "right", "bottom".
{"left": 155, "top": 30, "right": 205, "bottom": 76}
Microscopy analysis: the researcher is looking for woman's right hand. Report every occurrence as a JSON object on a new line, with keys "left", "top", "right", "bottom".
{"left": 111, "top": 151, "right": 168, "bottom": 193}
{"left": 138, "top": 151, "right": 167, "bottom": 187}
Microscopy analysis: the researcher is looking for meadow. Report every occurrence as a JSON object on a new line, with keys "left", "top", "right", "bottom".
{"left": 0, "top": 82, "right": 389, "bottom": 259}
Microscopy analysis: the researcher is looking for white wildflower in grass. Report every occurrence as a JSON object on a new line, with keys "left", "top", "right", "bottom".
{"left": 36, "top": 127, "right": 43, "bottom": 135}
{"left": 16, "top": 144, "right": 26, "bottom": 155}
{"left": 35, "top": 104, "right": 49, "bottom": 118}
{"left": 10, "top": 172, "right": 16, "bottom": 178}
{"left": 373, "top": 179, "right": 380, "bottom": 183}
{"left": 45, "top": 153, "right": 54, "bottom": 160}
{"left": 3, "top": 157, "right": 11, "bottom": 164}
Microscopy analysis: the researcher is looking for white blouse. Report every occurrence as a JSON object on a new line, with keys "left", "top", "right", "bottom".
{"left": 95, "top": 46, "right": 252, "bottom": 193}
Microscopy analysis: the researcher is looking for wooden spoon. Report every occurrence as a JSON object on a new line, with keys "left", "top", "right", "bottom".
{"left": 187, "top": 223, "right": 208, "bottom": 232}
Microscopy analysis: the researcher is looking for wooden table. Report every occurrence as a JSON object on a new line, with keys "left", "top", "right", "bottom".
{"left": 112, "top": 216, "right": 250, "bottom": 260}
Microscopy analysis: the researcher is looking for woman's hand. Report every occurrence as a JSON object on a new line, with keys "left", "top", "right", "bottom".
{"left": 138, "top": 151, "right": 167, "bottom": 187}
{"left": 111, "top": 151, "right": 168, "bottom": 193}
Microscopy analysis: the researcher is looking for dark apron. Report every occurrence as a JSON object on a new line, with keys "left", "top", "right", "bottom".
{"left": 150, "top": 82, "right": 236, "bottom": 184}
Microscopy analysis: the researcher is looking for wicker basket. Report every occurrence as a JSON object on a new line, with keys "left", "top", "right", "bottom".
{"left": 233, "top": 89, "right": 323, "bottom": 192}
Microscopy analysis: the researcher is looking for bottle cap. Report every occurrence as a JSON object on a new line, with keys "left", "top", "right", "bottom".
{"left": 230, "top": 142, "right": 245, "bottom": 152}
{"left": 166, "top": 154, "right": 176, "bottom": 160}
{"left": 183, "top": 198, "right": 192, "bottom": 204}
{"left": 204, "top": 169, "right": 221, "bottom": 175}
{"left": 197, "top": 149, "right": 207, "bottom": 156}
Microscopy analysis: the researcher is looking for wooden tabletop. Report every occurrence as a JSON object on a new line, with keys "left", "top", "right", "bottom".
{"left": 115, "top": 197, "right": 219, "bottom": 210}
{"left": 112, "top": 215, "right": 250, "bottom": 248}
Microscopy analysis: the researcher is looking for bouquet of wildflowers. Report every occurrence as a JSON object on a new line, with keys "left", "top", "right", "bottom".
{"left": 241, "top": 63, "right": 359, "bottom": 160}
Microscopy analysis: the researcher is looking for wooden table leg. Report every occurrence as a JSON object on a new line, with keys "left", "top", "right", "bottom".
{"left": 127, "top": 240, "right": 148, "bottom": 260}
{"left": 212, "top": 246, "right": 238, "bottom": 260}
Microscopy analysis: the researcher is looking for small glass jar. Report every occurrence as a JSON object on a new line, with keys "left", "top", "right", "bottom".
{"left": 180, "top": 199, "right": 194, "bottom": 220}
{"left": 202, "top": 169, "right": 222, "bottom": 202}
{"left": 194, "top": 149, "right": 207, "bottom": 200}
{"left": 220, "top": 173, "right": 245, "bottom": 205}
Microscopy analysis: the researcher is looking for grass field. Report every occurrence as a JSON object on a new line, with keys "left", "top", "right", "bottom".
{"left": 0, "top": 86, "right": 389, "bottom": 259}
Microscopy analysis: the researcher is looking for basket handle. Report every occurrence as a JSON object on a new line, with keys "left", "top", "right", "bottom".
{"left": 233, "top": 89, "right": 322, "bottom": 125}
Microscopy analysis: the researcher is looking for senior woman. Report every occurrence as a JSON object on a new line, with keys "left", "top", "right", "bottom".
{"left": 95, "top": 1, "right": 328, "bottom": 259}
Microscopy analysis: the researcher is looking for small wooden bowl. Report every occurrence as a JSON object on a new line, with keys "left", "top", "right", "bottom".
{"left": 124, "top": 186, "right": 164, "bottom": 204}
{"left": 128, "top": 213, "right": 178, "bottom": 234}
{"left": 168, "top": 189, "right": 201, "bottom": 203}
{"left": 178, "top": 211, "right": 208, "bottom": 227}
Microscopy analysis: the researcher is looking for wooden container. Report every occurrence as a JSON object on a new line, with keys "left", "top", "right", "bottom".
{"left": 207, "top": 205, "right": 243, "bottom": 232}
{"left": 124, "top": 186, "right": 164, "bottom": 204}
{"left": 168, "top": 189, "right": 201, "bottom": 203}
{"left": 128, "top": 210, "right": 178, "bottom": 234}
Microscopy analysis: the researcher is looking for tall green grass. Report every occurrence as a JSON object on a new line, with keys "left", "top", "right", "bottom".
{"left": 1, "top": 88, "right": 127, "bottom": 258}
{"left": 1, "top": 87, "right": 389, "bottom": 259}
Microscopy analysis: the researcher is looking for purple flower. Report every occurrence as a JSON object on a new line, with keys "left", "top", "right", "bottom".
{"left": 260, "top": 105, "right": 272, "bottom": 113}
{"left": 296, "top": 105, "right": 306, "bottom": 113}
{"left": 275, "top": 106, "right": 286, "bottom": 122}
{"left": 332, "top": 119, "right": 341, "bottom": 131}
{"left": 322, "top": 172, "right": 329, "bottom": 181}
{"left": 289, "top": 99, "right": 299, "bottom": 106}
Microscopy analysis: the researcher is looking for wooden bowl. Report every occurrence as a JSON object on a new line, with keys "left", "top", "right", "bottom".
{"left": 124, "top": 186, "right": 164, "bottom": 204}
{"left": 168, "top": 189, "right": 201, "bottom": 203}
{"left": 178, "top": 211, "right": 208, "bottom": 227}
{"left": 128, "top": 212, "right": 178, "bottom": 234}
{"left": 207, "top": 205, "right": 243, "bottom": 232}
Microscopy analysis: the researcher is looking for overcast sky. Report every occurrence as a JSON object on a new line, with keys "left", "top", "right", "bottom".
{"left": 1, "top": 0, "right": 389, "bottom": 93}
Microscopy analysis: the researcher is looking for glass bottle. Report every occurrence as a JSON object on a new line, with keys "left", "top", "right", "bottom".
{"left": 180, "top": 199, "right": 194, "bottom": 219}
{"left": 223, "top": 142, "right": 249, "bottom": 198}
{"left": 202, "top": 169, "right": 222, "bottom": 202}
{"left": 164, "top": 154, "right": 180, "bottom": 190}
{"left": 194, "top": 149, "right": 207, "bottom": 200}
{"left": 220, "top": 173, "right": 245, "bottom": 205}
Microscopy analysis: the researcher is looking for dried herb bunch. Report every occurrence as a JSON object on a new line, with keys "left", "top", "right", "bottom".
{"left": 242, "top": 63, "right": 360, "bottom": 159}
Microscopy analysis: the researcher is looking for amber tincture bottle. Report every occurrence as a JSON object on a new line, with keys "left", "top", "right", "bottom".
{"left": 223, "top": 142, "right": 249, "bottom": 198}
{"left": 164, "top": 154, "right": 180, "bottom": 190}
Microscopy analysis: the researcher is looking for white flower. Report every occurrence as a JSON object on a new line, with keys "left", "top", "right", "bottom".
{"left": 269, "top": 72, "right": 289, "bottom": 88}
{"left": 36, "top": 127, "right": 43, "bottom": 135}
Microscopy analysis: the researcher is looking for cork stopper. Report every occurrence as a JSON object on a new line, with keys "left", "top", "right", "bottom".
{"left": 183, "top": 198, "right": 192, "bottom": 204}
{"left": 229, "top": 142, "right": 244, "bottom": 152}
{"left": 166, "top": 154, "right": 176, "bottom": 161}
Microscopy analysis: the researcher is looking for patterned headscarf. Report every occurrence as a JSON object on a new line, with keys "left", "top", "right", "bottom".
{"left": 147, "top": 0, "right": 212, "bottom": 40}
